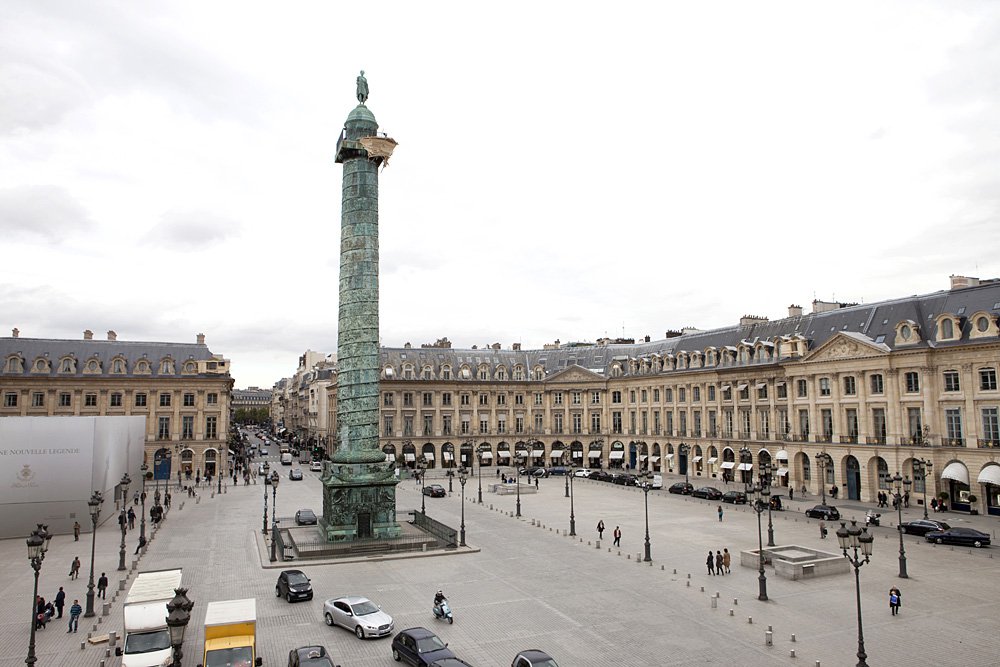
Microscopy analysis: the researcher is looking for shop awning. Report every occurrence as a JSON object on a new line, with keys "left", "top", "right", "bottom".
{"left": 480, "top": 452, "right": 493, "bottom": 460}
{"left": 609, "top": 451, "right": 625, "bottom": 460}
{"left": 443, "top": 451, "right": 454, "bottom": 460}
{"left": 737, "top": 462, "right": 753, "bottom": 471}
{"left": 707, "top": 457, "right": 718, "bottom": 464}
{"left": 404, "top": 453, "right": 415, "bottom": 462}
{"left": 550, "top": 451, "right": 564, "bottom": 459}
{"left": 498, "top": 451, "right": 511, "bottom": 458}
{"left": 531, "top": 449, "right": 544, "bottom": 457}
{"left": 650, "top": 456, "right": 660, "bottom": 462}
{"left": 693, "top": 456, "right": 703, "bottom": 462}
{"left": 776, "top": 450, "right": 789, "bottom": 460}
{"left": 588, "top": 451, "right": 602, "bottom": 459}
{"left": 423, "top": 453, "right": 435, "bottom": 461}
{"left": 977, "top": 465, "right": 1000, "bottom": 486}
{"left": 777, "top": 467, "right": 789, "bottom": 477}
{"left": 720, "top": 462, "right": 736, "bottom": 470}
{"left": 940, "top": 462, "right": 969, "bottom": 485}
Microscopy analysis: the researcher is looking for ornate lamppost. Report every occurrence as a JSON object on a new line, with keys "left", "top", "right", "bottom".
{"left": 514, "top": 446, "right": 525, "bottom": 518}
{"left": 458, "top": 467, "right": 468, "bottom": 546}
{"left": 640, "top": 471, "right": 653, "bottom": 562}
{"left": 836, "top": 520, "right": 874, "bottom": 667}
{"left": 562, "top": 451, "right": 577, "bottom": 536}
{"left": 766, "top": 462, "right": 777, "bottom": 547}
{"left": 476, "top": 443, "right": 484, "bottom": 504}
{"left": 815, "top": 452, "right": 833, "bottom": 505}
{"left": 24, "top": 525, "right": 51, "bottom": 667}
{"left": 747, "top": 479, "right": 769, "bottom": 601}
{"left": 84, "top": 492, "right": 103, "bottom": 617}
{"left": 417, "top": 456, "right": 428, "bottom": 515}
{"left": 139, "top": 463, "right": 149, "bottom": 542}
{"left": 165, "top": 587, "right": 193, "bottom": 667}
{"left": 269, "top": 471, "right": 280, "bottom": 563}
{"left": 446, "top": 469, "right": 454, "bottom": 494}
{"left": 915, "top": 457, "right": 933, "bottom": 519}
{"left": 892, "top": 472, "right": 911, "bottom": 578}
{"left": 261, "top": 461, "right": 270, "bottom": 534}
{"left": 117, "top": 473, "right": 131, "bottom": 571}
{"left": 564, "top": 450, "right": 570, "bottom": 498}
{"left": 679, "top": 443, "right": 690, "bottom": 484}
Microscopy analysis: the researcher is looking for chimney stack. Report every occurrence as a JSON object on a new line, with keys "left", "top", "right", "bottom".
{"left": 196, "top": 333, "right": 206, "bottom": 345}
{"left": 788, "top": 304, "right": 803, "bottom": 317}
{"left": 950, "top": 275, "right": 980, "bottom": 290}
{"left": 11, "top": 328, "right": 18, "bottom": 338}
{"left": 512, "top": 343, "right": 521, "bottom": 351}
{"left": 83, "top": 329, "right": 93, "bottom": 340}
{"left": 107, "top": 330, "right": 117, "bottom": 341}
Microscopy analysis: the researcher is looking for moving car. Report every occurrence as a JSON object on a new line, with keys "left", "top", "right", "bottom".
{"left": 721, "top": 490, "right": 747, "bottom": 504}
{"left": 324, "top": 595, "right": 394, "bottom": 639}
{"left": 900, "top": 519, "right": 950, "bottom": 536}
{"left": 422, "top": 484, "right": 446, "bottom": 498}
{"left": 925, "top": 527, "right": 991, "bottom": 547}
{"left": 276, "top": 570, "right": 313, "bottom": 602}
{"left": 295, "top": 509, "right": 318, "bottom": 525}
{"left": 259, "top": 448, "right": 269, "bottom": 456}
{"left": 804, "top": 505, "right": 840, "bottom": 520}
{"left": 289, "top": 468, "right": 303, "bottom": 481}
{"left": 288, "top": 644, "right": 336, "bottom": 667}
{"left": 512, "top": 649, "right": 560, "bottom": 667}
{"left": 391, "top": 627, "right": 456, "bottom": 666}
{"left": 668, "top": 482, "right": 694, "bottom": 495}
{"left": 310, "top": 461, "right": 323, "bottom": 472}
{"left": 692, "top": 486, "right": 722, "bottom": 500}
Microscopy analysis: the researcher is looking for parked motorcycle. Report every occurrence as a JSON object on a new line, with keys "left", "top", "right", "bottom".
{"left": 432, "top": 599, "right": 454, "bottom": 624}
{"left": 865, "top": 510, "right": 881, "bottom": 527}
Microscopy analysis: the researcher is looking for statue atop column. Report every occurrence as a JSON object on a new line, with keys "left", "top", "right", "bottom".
{"left": 356, "top": 70, "right": 369, "bottom": 104}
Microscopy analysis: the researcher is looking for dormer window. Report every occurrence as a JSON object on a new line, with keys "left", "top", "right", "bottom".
{"left": 159, "top": 359, "right": 175, "bottom": 375}
{"left": 5, "top": 355, "right": 23, "bottom": 373}
{"left": 112, "top": 358, "right": 125, "bottom": 374}
{"left": 135, "top": 360, "right": 151, "bottom": 374}
{"left": 59, "top": 357, "right": 76, "bottom": 373}
{"left": 382, "top": 366, "right": 395, "bottom": 379}
{"left": 460, "top": 366, "right": 472, "bottom": 380}
{"left": 33, "top": 358, "right": 49, "bottom": 373}
{"left": 85, "top": 359, "right": 100, "bottom": 373}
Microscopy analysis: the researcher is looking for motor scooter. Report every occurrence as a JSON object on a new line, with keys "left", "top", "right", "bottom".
{"left": 432, "top": 599, "right": 454, "bottom": 624}
{"left": 865, "top": 510, "right": 881, "bottom": 527}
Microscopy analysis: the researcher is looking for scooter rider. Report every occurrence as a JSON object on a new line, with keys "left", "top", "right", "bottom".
{"left": 865, "top": 509, "right": 880, "bottom": 527}
{"left": 433, "top": 590, "right": 446, "bottom": 613}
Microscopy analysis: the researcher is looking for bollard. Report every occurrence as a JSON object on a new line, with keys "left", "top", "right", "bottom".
{"left": 716, "top": 592, "right": 720, "bottom": 598}
{"left": 422, "top": 543, "right": 427, "bottom": 552}
{"left": 790, "top": 649, "right": 796, "bottom": 658}
{"left": 748, "top": 617, "right": 753, "bottom": 624}
{"left": 101, "top": 661, "right": 106, "bottom": 667}
{"left": 729, "top": 609, "right": 734, "bottom": 616}
{"left": 661, "top": 565, "right": 665, "bottom": 570}
{"left": 765, "top": 630, "right": 773, "bottom": 646}
{"left": 98, "top": 616, "right": 102, "bottom": 624}
{"left": 106, "top": 648, "right": 112, "bottom": 657}
{"left": 673, "top": 568, "right": 677, "bottom": 574}
{"left": 103, "top": 602, "right": 111, "bottom": 616}
{"left": 734, "top": 598, "right": 739, "bottom": 605}
{"left": 791, "top": 634, "right": 796, "bottom": 642}
{"left": 815, "top": 661, "right": 821, "bottom": 667}
{"left": 711, "top": 597, "right": 717, "bottom": 609}
{"left": 119, "top": 579, "right": 127, "bottom": 591}
{"left": 686, "top": 580, "right": 690, "bottom": 587}
{"left": 596, "top": 540, "right": 600, "bottom": 548}
{"left": 627, "top": 554, "right": 631, "bottom": 559}
{"left": 768, "top": 625, "right": 773, "bottom": 632}
{"left": 700, "top": 586, "right": 704, "bottom": 592}
{"left": 687, "top": 573, "right": 691, "bottom": 579}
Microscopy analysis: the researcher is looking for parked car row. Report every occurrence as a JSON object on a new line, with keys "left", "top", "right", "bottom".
{"left": 581, "top": 470, "right": 663, "bottom": 488}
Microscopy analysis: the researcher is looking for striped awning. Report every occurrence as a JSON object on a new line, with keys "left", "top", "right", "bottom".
{"left": 941, "top": 462, "right": 969, "bottom": 485}
{"left": 977, "top": 465, "right": 1000, "bottom": 486}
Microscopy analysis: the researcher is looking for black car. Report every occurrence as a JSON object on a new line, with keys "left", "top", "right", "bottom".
{"left": 276, "top": 569, "right": 313, "bottom": 602}
{"left": 548, "top": 466, "right": 569, "bottom": 476}
{"left": 588, "top": 470, "right": 611, "bottom": 482}
{"left": 900, "top": 519, "right": 950, "bottom": 536}
{"left": 422, "top": 484, "right": 446, "bottom": 498}
{"left": 429, "top": 660, "right": 475, "bottom": 667}
{"left": 721, "top": 490, "right": 747, "bottom": 504}
{"left": 613, "top": 474, "right": 638, "bottom": 486}
{"left": 296, "top": 509, "right": 318, "bottom": 525}
{"left": 288, "top": 645, "right": 336, "bottom": 667}
{"left": 804, "top": 504, "right": 840, "bottom": 520}
{"left": 692, "top": 486, "right": 723, "bottom": 500}
{"left": 512, "top": 649, "right": 560, "bottom": 667}
{"left": 668, "top": 482, "right": 694, "bottom": 495}
{"left": 925, "top": 527, "right": 991, "bottom": 547}
{"left": 391, "top": 627, "right": 456, "bottom": 666}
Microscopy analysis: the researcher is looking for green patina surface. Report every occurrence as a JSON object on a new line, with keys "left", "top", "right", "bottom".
{"left": 321, "top": 73, "right": 401, "bottom": 541}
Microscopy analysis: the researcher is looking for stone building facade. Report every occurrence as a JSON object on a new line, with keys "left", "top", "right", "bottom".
{"left": 0, "top": 329, "right": 232, "bottom": 484}
{"left": 280, "top": 276, "right": 1000, "bottom": 515}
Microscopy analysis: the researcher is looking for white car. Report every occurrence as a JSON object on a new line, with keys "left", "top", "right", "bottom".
{"left": 310, "top": 461, "right": 323, "bottom": 472}
{"left": 323, "top": 596, "right": 394, "bottom": 639}
{"left": 574, "top": 469, "right": 592, "bottom": 478}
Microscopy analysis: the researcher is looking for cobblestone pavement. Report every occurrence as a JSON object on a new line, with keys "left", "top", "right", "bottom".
{"left": 1, "top": 464, "right": 998, "bottom": 666}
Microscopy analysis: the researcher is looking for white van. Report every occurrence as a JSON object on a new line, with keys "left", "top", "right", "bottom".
{"left": 280, "top": 452, "right": 293, "bottom": 466}
{"left": 650, "top": 474, "right": 663, "bottom": 489}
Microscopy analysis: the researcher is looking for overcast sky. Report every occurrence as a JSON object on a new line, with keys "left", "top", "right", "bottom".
{"left": 2, "top": 2, "right": 998, "bottom": 389}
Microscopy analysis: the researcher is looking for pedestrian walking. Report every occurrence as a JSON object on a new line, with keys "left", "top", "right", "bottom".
{"left": 73, "top": 521, "right": 80, "bottom": 541}
{"left": 706, "top": 551, "right": 715, "bottom": 575}
{"left": 133, "top": 490, "right": 139, "bottom": 505}
{"left": 613, "top": 526, "right": 622, "bottom": 547}
{"left": 54, "top": 587, "right": 66, "bottom": 618}
{"left": 597, "top": 520, "right": 605, "bottom": 540}
{"left": 69, "top": 556, "right": 81, "bottom": 580}
{"left": 534, "top": 477, "right": 539, "bottom": 490}
{"left": 127, "top": 507, "right": 136, "bottom": 530}
{"left": 903, "top": 491, "right": 910, "bottom": 508}
{"left": 97, "top": 573, "right": 108, "bottom": 599}
{"left": 717, "top": 505, "right": 724, "bottom": 522}
{"left": 723, "top": 548, "right": 731, "bottom": 573}
{"left": 67, "top": 600, "right": 82, "bottom": 633}
{"left": 889, "top": 587, "right": 902, "bottom": 615}
{"left": 35, "top": 596, "right": 47, "bottom": 630}
{"left": 789, "top": 487, "right": 794, "bottom": 501}
{"left": 715, "top": 550, "right": 724, "bottom": 576}
{"left": 819, "top": 521, "right": 828, "bottom": 539}
{"left": 118, "top": 510, "right": 127, "bottom": 533}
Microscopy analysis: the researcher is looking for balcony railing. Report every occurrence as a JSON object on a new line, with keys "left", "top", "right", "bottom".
{"left": 738, "top": 431, "right": 750, "bottom": 439}
{"left": 794, "top": 434, "right": 809, "bottom": 442}
{"left": 817, "top": 434, "right": 833, "bottom": 443}
{"left": 840, "top": 435, "right": 858, "bottom": 444}
{"left": 941, "top": 437, "right": 966, "bottom": 447}
{"left": 978, "top": 438, "right": 1000, "bottom": 448}
{"left": 708, "top": 429, "right": 718, "bottom": 437}
{"left": 866, "top": 436, "right": 887, "bottom": 445}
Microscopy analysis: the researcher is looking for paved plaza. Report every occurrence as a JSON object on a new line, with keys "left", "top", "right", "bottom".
{"left": 2, "top": 463, "right": 999, "bottom": 666}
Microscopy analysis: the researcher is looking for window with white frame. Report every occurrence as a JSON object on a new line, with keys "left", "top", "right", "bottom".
{"left": 943, "top": 370, "right": 960, "bottom": 392}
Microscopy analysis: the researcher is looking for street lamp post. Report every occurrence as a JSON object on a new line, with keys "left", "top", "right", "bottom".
{"left": 446, "top": 469, "right": 454, "bottom": 494}
{"left": 165, "top": 587, "right": 193, "bottom": 667}
{"left": 261, "top": 461, "right": 270, "bottom": 534}
{"left": 84, "top": 492, "right": 103, "bottom": 617}
{"left": 117, "top": 473, "right": 131, "bottom": 571}
{"left": 766, "top": 462, "right": 776, "bottom": 547}
{"left": 837, "top": 520, "right": 874, "bottom": 667}
{"left": 562, "top": 452, "right": 577, "bottom": 536}
{"left": 640, "top": 471, "right": 653, "bottom": 562}
{"left": 893, "top": 472, "right": 911, "bottom": 579}
{"left": 679, "top": 443, "right": 690, "bottom": 484}
{"left": 815, "top": 452, "right": 833, "bottom": 505}
{"left": 269, "top": 471, "right": 280, "bottom": 562}
{"left": 916, "top": 458, "right": 933, "bottom": 520}
{"left": 139, "top": 463, "right": 149, "bottom": 543}
{"left": 476, "top": 445, "right": 483, "bottom": 504}
{"left": 564, "top": 452, "right": 570, "bottom": 498}
{"left": 515, "top": 447, "right": 525, "bottom": 518}
{"left": 25, "top": 525, "right": 51, "bottom": 667}
{"left": 747, "top": 479, "right": 769, "bottom": 601}
{"left": 417, "top": 457, "right": 428, "bottom": 515}
{"left": 458, "top": 467, "right": 468, "bottom": 546}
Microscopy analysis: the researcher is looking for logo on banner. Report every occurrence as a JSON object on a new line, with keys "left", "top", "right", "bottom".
{"left": 13, "top": 464, "right": 38, "bottom": 489}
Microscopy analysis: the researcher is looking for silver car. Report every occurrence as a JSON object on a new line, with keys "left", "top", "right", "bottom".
{"left": 323, "top": 596, "right": 394, "bottom": 639}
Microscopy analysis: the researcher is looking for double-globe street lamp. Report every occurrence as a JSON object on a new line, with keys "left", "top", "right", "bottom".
{"left": 892, "top": 472, "right": 912, "bottom": 579}
{"left": 25, "top": 524, "right": 52, "bottom": 667}
{"left": 765, "top": 462, "right": 777, "bottom": 548}
{"left": 165, "top": 587, "right": 193, "bottom": 667}
{"left": 261, "top": 461, "right": 271, "bottom": 534}
{"left": 476, "top": 443, "right": 484, "bottom": 504}
{"left": 741, "top": 446, "right": 768, "bottom": 602}
{"left": 678, "top": 443, "right": 690, "bottom": 484}
{"left": 915, "top": 458, "right": 933, "bottom": 519}
{"left": 837, "top": 520, "right": 874, "bottom": 667}
{"left": 815, "top": 452, "right": 833, "bottom": 505}
{"left": 639, "top": 471, "right": 654, "bottom": 562}
{"left": 117, "top": 473, "right": 131, "bottom": 571}
{"left": 416, "top": 456, "right": 428, "bottom": 515}
{"left": 139, "top": 463, "right": 149, "bottom": 543}
{"left": 561, "top": 452, "right": 577, "bottom": 537}
{"left": 514, "top": 446, "right": 526, "bottom": 518}
{"left": 84, "top": 492, "right": 103, "bottom": 618}
{"left": 269, "top": 471, "right": 280, "bottom": 563}
{"left": 458, "top": 467, "right": 468, "bottom": 547}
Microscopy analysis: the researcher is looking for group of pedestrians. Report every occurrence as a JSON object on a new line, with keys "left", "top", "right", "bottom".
{"left": 595, "top": 520, "right": 622, "bottom": 547}
{"left": 706, "top": 548, "right": 731, "bottom": 575}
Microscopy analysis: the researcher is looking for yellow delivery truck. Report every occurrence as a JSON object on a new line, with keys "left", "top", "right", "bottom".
{"left": 197, "top": 598, "right": 261, "bottom": 667}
